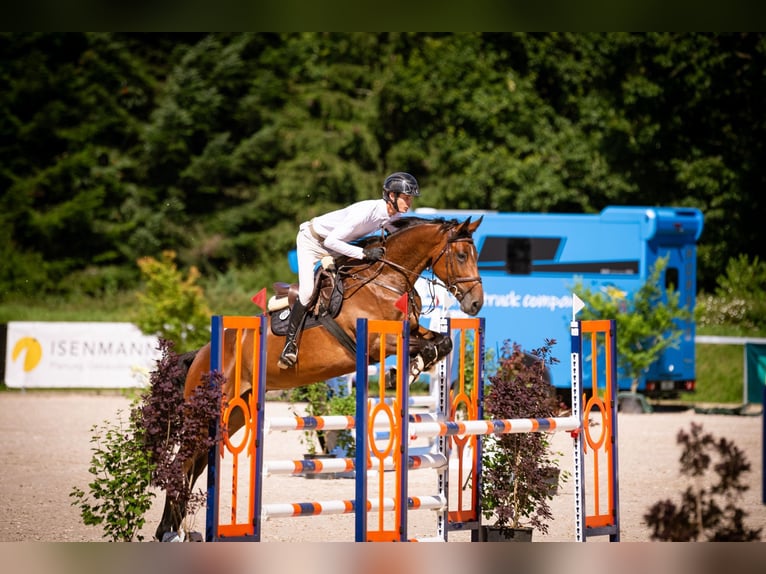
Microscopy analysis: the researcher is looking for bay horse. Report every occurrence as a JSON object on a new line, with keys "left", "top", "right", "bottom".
{"left": 155, "top": 216, "right": 484, "bottom": 540}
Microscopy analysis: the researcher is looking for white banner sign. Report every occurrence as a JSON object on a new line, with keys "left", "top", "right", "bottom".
{"left": 4, "top": 322, "right": 162, "bottom": 389}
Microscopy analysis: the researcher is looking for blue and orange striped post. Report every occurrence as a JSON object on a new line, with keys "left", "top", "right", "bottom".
{"left": 206, "top": 315, "right": 267, "bottom": 541}
{"left": 355, "top": 318, "right": 410, "bottom": 542}
{"left": 443, "top": 317, "right": 484, "bottom": 537}
{"left": 571, "top": 318, "right": 620, "bottom": 542}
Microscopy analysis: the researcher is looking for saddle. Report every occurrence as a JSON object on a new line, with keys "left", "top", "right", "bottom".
{"left": 268, "top": 267, "right": 345, "bottom": 336}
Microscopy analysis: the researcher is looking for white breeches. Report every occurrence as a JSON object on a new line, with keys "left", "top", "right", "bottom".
{"left": 295, "top": 224, "right": 329, "bottom": 305}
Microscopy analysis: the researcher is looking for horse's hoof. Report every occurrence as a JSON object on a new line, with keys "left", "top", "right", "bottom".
{"left": 162, "top": 532, "right": 182, "bottom": 542}
{"left": 384, "top": 368, "right": 397, "bottom": 389}
{"left": 409, "top": 356, "right": 425, "bottom": 384}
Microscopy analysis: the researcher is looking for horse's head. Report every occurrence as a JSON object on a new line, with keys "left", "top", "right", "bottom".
{"left": 431, "top": 217, "right": 484, "bottom": 316}
{"left": 346, "top": 216, "right": 484, "bottom": 316}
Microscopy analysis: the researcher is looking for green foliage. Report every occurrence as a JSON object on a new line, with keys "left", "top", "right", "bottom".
{"left": 0, "top": 33, "right": 164, "bottom": 299}
{"left": 696, "top": 254, "right": 766, "bottom": 333}
{"left": 69, "top": 406, "right": 155, "bottom": 542}
{"left": 0, "top": 231, "right": 49, "bottom": 301}
{"left": 692, "top": 255, "right": 766, "bottom": 403}
{"left": 573, "top": 256, "right": 692, "bottom": 392}
{"left": 327, "top": 386, "right": 357, "bottom": 458}
{"left": 135, "top": 250, "right": 212, "bottom": 352}
{"left": 5, "top": 32, "right": 766, "bottom": 410}
{"left": 289, "top": 381, "right": 356, "bottom": 456}
{"left": 644, "top": 422, "right": 762, "bottom": 541}
{"left": 68, "top": 339, "right": 226, "bottom": 542}
{"left": 2, "top": 32, "right": 765, "bottom": 301}
{"left": 290, "top": 381, "right": 333, "bottom": 455}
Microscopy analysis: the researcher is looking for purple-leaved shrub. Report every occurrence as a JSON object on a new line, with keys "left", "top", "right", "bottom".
{"left": 481, "top": 339, "right": 565, "bottom": 536}
{"left": 138, "top": 338, "right": 226, "bottom": 535}
{"left": 644, "top": 422, "right": 762, "bottom": 541}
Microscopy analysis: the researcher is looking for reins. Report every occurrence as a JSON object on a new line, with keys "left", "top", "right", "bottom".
{"left": 338, "top": 221, "right": 482, "bottom": 307}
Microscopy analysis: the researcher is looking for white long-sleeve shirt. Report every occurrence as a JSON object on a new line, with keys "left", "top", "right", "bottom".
{"left": 310, "top": 199, "right": 400, "bottom": 260}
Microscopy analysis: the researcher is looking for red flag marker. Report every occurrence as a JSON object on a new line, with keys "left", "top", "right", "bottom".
{"left": 251, "top": 287, "right": 267, "bottom": 313}
{"left": 394, "top": 292, "right": 408, "bottom": 315}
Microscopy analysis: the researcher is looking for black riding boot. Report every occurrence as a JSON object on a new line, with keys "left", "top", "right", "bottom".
{"left": 278, "top": 300, "right": 307, "bottom": 369}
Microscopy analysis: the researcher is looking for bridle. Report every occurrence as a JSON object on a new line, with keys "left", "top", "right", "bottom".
{"left": 339, "top": 221, "right": 482, "bottom": 307}
{"left": 428, "top": 231, "right": 483, "bottom": 304}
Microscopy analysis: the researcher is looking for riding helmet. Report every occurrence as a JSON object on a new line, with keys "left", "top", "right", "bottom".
{"left": 383, "top": 172, "right": 420, "bottom": 197}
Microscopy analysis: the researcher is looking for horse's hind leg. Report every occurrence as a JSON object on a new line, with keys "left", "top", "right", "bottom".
{"left": 154, "top": 390, "right": 251, "bottom": 540}
{"left": 155, "top": 497, "right": 178, "bottom": 541}
{"left": 153, "top": 449, "right": 207, "bottom": 541}
{"left": 154, "top": 448, "right": 214, "bottom": 541}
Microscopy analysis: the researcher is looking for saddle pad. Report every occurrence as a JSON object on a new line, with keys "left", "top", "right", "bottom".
{"left": 269, "top": 275, "right": 344, "bottom": 336}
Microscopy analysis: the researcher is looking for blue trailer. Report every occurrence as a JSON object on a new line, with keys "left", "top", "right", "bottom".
{"left": 413, "top": 206, "right": 704, "bottom": 399}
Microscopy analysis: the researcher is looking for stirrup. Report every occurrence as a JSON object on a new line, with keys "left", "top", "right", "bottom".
{"left": 278, "top": 343, "right": 298, "bottom": 369}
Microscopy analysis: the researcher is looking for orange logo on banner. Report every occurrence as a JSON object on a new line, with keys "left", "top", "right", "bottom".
{"left": 12, "top": 337, "right": 43, "bottom": 371}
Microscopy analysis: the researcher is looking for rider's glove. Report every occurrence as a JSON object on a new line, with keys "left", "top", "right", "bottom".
{"left": 362, "top": 246, "right": 385, "bottom": 262}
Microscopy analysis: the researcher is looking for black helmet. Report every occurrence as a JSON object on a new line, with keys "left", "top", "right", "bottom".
{"left": 383, "top": 172, "right": 420, "bottom": 198}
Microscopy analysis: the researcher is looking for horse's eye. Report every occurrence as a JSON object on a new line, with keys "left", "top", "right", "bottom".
{"left": 456, "top": 252, "right": 467, "bottom": 262}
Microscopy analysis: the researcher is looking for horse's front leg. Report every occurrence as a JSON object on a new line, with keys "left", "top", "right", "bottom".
{"left": 408, "top": 326, "right": 453, "bottom": 383}
{"left": 383, "top": 327, "right": 452, "bottom": 389}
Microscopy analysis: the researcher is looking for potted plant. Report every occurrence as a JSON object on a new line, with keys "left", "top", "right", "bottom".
{"left": 480, "top": 338, "right": 567, "bottom": 541}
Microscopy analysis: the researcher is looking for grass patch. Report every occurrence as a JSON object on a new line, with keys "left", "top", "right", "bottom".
{"left": 0, "top": 291, "right": 138, "bottom": 323}
{"left": 690, "top": 343, "right": 744, "bottom": 404}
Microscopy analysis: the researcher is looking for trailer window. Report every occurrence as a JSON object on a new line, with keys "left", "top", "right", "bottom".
{"left": 665, "top": 267, "right": 679, "bottom": 291}
{"left": 478, "top": 236, "right": 562, "bottom": 274}
{"left": 477, "top": 235, "right": 638, "bottom": 275}
{"left": 506, "top": 238, "right": 532, "bottom": 274}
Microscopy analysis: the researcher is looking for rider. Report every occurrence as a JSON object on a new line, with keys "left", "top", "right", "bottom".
{"left": 278, "top": 171, "right": 420, "bottom": 369}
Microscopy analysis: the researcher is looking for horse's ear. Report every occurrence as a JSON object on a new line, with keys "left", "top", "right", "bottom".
{"left": 454, "top": 215, "right": 482, "bottom": 237}
{"left": 454, "top": 217, "right": 470, "bottom": 236}
{"left": 467, "top": 215, "right": 483, "bottom": 234}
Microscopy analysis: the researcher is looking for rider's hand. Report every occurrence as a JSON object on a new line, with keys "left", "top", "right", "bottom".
{"left": 321, "top": 255, "right": 336, "bottom": 272}
{"left": 362, "top": 246, "right": 385, "bottom": 262}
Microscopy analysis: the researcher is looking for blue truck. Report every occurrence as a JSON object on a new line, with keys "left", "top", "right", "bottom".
{"left": 413, "top": 206, "right": 704, "bottom": 400}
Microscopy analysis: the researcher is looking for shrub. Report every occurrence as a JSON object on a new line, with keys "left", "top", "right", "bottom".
{"left": 696, "top": 254, "right": 766, "bottom": 333}
{"left": 289, "top": 380, "right": 357, "bottom": 457}
{"left": 69, "top": 338, "right": 226, "bottom": 541}
{"left": 644, "top": 422, "right": 762, "bottom": 541}
{"left": 480, "top": 339, "right": 565, "bottom": 536}
{"left": 69, "top": 406, "right": 155, "bottom": 542}
{"left": 327, "top": 385, "right": 356, "bottom": 457}
{"left": 139, "top": 338, "right": 225, "bottom": 536}
{"left": 135, "top": 250, "right": 212, "bottom": 352}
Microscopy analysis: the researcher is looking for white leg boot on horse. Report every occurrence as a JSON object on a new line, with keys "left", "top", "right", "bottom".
{"left": 278, "top": 300, "right": 307, "bottom": 369}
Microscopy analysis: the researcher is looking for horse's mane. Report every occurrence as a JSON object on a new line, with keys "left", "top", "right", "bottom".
{"left": 389, "top": 216, "right": 448, "bottom": 231}
{"left": 334, "top": 217, "right": 465, "bottom": 268}
{"left": 357, "top": 217, "right": 458, "bottom": 246}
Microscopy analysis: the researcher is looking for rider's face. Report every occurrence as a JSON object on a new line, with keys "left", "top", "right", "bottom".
{"left": 389, "top": 193, "right": 413, "bottom": 214}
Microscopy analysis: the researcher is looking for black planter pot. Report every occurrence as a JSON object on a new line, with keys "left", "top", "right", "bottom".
{"left": 481, "top": 525, "right": 533, "bottom": 542}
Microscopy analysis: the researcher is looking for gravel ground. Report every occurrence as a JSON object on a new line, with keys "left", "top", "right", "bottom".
{"left": 0, "top": 391, "right": 763, "bottom": 543}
